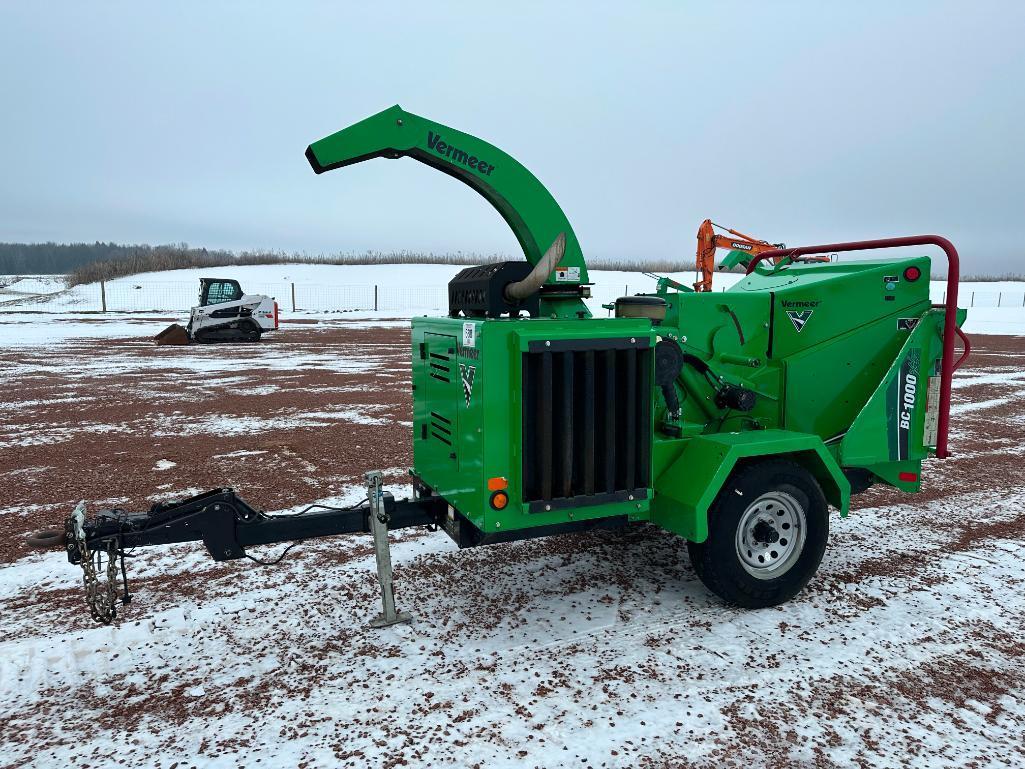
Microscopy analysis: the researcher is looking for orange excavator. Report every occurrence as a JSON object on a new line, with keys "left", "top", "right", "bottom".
{"left": 693, "top": 219, "right": 786, "bottom": 292}
{"left": 694, "top": 219, "right": 830, "bottom": 292}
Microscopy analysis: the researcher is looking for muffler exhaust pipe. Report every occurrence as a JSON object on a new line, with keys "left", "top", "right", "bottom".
{"left": 504, "top": 233, "right": 566, "bottom": 302}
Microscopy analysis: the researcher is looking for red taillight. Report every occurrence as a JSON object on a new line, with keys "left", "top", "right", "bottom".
{"left": 273, "top": 301, "right": 279, "bottom": 329}
{"left": 898, "top": 471, "right": 919, "bottom": 482}
{"left": 903, "top": 266, "right": 921, "bottom": 282}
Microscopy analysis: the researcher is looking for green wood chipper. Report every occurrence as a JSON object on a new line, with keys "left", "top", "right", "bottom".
{"left": 30, "top": 105, "right": 970, "bottom": 626}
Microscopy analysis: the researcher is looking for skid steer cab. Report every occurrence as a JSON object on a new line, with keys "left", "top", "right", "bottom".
{"left": 155, "top": 278, "right": 279, "bottom": 345}
{"left": 32, "top": 105, "right": 970, "bottom": 629}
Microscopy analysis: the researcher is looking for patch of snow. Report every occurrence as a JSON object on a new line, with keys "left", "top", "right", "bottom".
{"left": 3, "top": 265, "right": 1024, "bottom": 337}
{"left": 146, "top": 487, "right": 206, "bottom": 503}
{"left": 147, "top": 406, "right": 390, "bottom": 438}
{"left": 0, "top": 422, "right": 129, "bottom": 449}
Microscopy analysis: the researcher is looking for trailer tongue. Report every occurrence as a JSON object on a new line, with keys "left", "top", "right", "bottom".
{"left": 56, "top": 473, "right": 440, "bottom": 625}
{"left": 29, "top": 105, "right": 970, "bottom": 626}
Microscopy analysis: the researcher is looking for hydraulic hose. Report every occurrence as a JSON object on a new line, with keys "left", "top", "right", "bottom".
{"left": 505, "top": 233, "right": 566, "bottom": 302}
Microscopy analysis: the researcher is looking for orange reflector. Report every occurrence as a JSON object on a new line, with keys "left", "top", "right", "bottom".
{"left": 487, "top": 477, "right": 508, "bottom": 491}
{"left": 898, "top": 471, "right": 919, "bottom": 482}
{"left": 490, "top": 491, "right": 509, "bottom": 510}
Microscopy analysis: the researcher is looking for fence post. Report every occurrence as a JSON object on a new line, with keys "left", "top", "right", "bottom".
{"left": 100, "top": 280, "right": 107, "bottom": 312}
{"left": 971, "top": 291, "right": 974, "bottom": 307}
{"left": 291, "top": 282, "right": 296, "bottom": 312}
{"left": 624, "top": 284, "right": 629, "bottom": 296}
{"left": 998, "top": 292, "right": 1002, "bottom": 307}
{"left": 374, "top": 285, "right": 378, "bottom": 312}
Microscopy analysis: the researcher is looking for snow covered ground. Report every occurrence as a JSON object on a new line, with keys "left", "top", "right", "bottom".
{"left": 0, "top": 312, "right": 1023, "bottom": 768}
{"left": 1, "top": 262, "right": 1023, "bottom": 767}
{"left": 2, "top": 264, "right": 1025, "bottom": 337}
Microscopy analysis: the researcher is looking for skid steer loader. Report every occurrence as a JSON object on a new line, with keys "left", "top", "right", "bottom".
{"left": 154, "top": 277, "right": 279, "bottom": 344}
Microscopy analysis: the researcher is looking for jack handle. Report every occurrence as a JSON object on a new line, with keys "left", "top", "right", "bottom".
{"left": 746, "top": 235, "right": 965, "bottom": 459}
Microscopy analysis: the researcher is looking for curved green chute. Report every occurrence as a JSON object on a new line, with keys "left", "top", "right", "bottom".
{"left": 306, "top": 105, "right": 588, "bottom": 288}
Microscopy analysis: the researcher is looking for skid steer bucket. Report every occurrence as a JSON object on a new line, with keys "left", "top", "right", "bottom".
{"left": 154, "top": 323, "right": 191, "bottom": 345}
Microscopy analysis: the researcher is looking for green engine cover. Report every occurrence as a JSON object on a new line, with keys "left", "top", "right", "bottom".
{"left": 412, "top": 316, "right": 656, "bottom": 537}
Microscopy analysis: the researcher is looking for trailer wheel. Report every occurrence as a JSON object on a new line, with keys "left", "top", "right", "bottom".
{"left": 687, "top": 459, "right": 828, "bottom": 609}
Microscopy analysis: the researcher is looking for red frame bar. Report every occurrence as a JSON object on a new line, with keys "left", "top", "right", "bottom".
{"left": 745, "top": 236, "right": 966, "bottom": 459}
{"left": 952, "top": 327, "right": 971, "bottom": 373}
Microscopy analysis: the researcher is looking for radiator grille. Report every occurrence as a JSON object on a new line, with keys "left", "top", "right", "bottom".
{"left": 522, "top": 338, "right": 651, "bottom": 511}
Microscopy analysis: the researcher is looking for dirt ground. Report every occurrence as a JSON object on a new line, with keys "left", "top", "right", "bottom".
{"left": 1, "top": 322, "right": 1024, "bottom": 769}
{"left": 3, "top": 325, "right": 1020, "bottom": 555}
{"left": 0, "top": 320, "right": 414, "bottom": 563}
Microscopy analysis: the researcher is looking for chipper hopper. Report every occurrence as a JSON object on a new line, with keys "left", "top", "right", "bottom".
{"left": 29, "top": 105, "right": 970, "bottom": 626}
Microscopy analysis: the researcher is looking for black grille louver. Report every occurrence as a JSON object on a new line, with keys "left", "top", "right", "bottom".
{"left": 428, "top": 350, "right": 452, "bottom": 383}
{"left": 522, "top": 338, "right": 651, "bottom": 512}
{"left": 426, "top": 343, "right": 454, "bottom": 446}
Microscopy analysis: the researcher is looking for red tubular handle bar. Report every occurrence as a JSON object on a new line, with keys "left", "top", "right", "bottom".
{"left": 745, "top": 236, "right": 967, "bottom": 459}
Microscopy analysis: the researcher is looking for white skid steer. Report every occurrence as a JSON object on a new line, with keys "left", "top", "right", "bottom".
{"left": 155, "top": 278, "right": 279, "bottom": 345}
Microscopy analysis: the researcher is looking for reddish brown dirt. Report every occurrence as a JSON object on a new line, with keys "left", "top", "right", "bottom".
{"left": 2, "top": 329, "right": 1022, "bottom": 565}
{"left": 0, "top": 320, "right": 414, "bottom": 562}
{"left": 1, "top": 325, "right": 1023, "bottom": 768}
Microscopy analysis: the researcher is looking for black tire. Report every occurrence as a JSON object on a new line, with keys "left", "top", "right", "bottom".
{"left": 687, "top": 459, "right": 828, "bottom": 609}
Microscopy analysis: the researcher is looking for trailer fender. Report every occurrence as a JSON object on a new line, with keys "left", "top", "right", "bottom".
{"left": 652, "top": 429, "right": 850, "bottom": 543}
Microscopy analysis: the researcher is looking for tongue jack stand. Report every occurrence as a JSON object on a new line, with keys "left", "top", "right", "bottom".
{"left": 366, "top": 471, "right": 412, "bottom": 628}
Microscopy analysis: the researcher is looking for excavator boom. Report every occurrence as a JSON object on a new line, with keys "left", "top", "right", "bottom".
{"left": 694, "top": 218, "right": 782, "bottom": 292}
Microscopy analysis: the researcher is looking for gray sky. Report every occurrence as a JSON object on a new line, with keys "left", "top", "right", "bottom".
{"left": 1, "top": 1, "right": 1023, "bottom": 272}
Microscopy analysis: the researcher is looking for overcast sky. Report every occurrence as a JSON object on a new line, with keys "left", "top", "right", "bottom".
{"left": 1, "top": 1, "right": 1023, "bottom": 271}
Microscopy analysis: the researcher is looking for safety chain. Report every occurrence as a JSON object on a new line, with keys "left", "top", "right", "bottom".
{"left": 69, "top": 503, "right": 121, "bottom": 624}
{"left": 79, "top": 537, "right": 120, "bottom": 624}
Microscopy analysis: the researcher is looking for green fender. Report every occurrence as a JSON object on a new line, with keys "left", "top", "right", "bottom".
{"left": 652, "top": 429, "right": 851, "bottom": 543}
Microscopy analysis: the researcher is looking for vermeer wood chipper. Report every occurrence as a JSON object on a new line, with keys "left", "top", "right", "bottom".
{"left": 30, "top": 105, "right": 970, "bottom": 626}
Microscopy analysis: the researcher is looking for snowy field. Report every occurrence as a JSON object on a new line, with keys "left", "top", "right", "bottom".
{"left": 2, "top": 265, "right": 1025, "bottom": 337}
{"left": 0, "top": 286, "right": 1024, "bottom": 768}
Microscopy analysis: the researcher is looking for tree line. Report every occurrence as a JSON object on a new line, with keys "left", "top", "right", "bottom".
{"left": 0, "top": 240, "right": 709, "bottom": 285}
{"left": 0, "top": 242, "right": 235, "bottom": 280}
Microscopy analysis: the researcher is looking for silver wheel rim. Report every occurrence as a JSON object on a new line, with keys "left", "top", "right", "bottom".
{"left": 735, "top": 490, "right": 807, "bottom": 580}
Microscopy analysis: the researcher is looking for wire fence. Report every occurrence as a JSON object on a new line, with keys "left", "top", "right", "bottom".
{"left": 0, "top": 281, "right": 451, "bottom": 313}
{"left": 941, "top": 290, "right": 1025, "bottom": 308}
{"left": 1, "top": 279, "right": 1024, "bottom": 314}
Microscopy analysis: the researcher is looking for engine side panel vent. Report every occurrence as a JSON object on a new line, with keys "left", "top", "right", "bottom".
{"left": 522, "top": 338, "right": 651, "bottom": 512}
{"left": 423, "top": 332, "right": 459, "bottom": 456}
